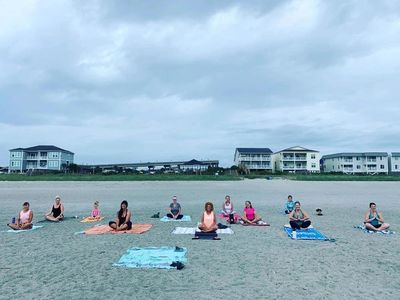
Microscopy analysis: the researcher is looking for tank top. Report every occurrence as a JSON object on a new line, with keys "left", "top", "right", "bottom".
{"left": 244, "top": 207, "right": 255, "bottom": 220}
{"left": 52, "top": 204, "right": 62, "bottom": 218}
{"left": 19, "top": 210, "right": 31, "bottom": 224}
{"left": 224, "top": 202, "right": 233, "bottom": 214}
{"left": 369, "top": 211, "right": 381, "bottom": 226}
{"left": 292, "top": 209, "right": 304, "bottom": 220}
{"left": 203, "top": 211, "right": 214, "bottom": 227}
{"left": 92, "top": 208, "right": 101, "bottom": 217}
{"left": 118, "top": 210, "right": 129, "bottom": 224}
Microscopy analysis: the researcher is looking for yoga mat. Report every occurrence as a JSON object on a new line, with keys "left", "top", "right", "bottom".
{"left": 172, "top": 227, "right": 233, "bottom": 234}
{"left": 113, "top": 246, "right": 187, "bottom": 269}
{"left": 354, "top": 225, "right": 396, "bottom": 235}
{"left": 217, "top": 213, "right": 241, "bottom": 222}
{"left": 283, "top": 225, "right": 330, "bottom": 241}
{"left": 36, "top": 216, "right": 79, "bottom": 223}
{"left": 82, "top": 224, "right": 152, "bottom": 235}
{"left": 160, "top": 215, "right": 191, "bottom": 222}
{"left": 4, "top": 225, "right": 43, "bottom": 233}
{"left": 241, "top": 222, "right": 270, "bottom": 226}
{"left": 80, "top": 216, "right": 105, "bottom": 223}
{"left": 194, "top": 231, "right": 218, "bottom": 240}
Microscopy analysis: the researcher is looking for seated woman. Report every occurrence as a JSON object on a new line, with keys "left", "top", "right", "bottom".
{"left": 45, "top": 196, "right": 64, "bottom": 222}
{"left": 364, "top": 202, "right": 390, "bottom": 231}
{"left": 289, "top": 201, "right": 311, "bottom": 230}
{"left": 167, "top": 196, "right": 183, "bottom": 219}
{"left": 109, "top": 200, "right": 132, "bottom": 231}
{"left": 284, "top": 195, "right": 295, "bottom": 214}
{"left": 7, "top": 202, "right": 33, "bottom": 230}
{"left": 241, "top": 201, "right": 262, "bottom": 224}
{"left": 198, "top": 202, "right": 218, "bottom": 233}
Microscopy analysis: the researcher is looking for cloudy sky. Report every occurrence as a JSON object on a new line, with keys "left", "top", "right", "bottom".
{"left": 1, "top": 0, "right": 400, "bottom": 166}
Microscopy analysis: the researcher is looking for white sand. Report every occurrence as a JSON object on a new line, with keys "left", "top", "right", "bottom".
{"left": 0, "top": 180, "right": 399, "bottom": 299}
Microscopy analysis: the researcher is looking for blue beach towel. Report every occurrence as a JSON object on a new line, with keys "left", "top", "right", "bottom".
{"left": 113, "top": 246, "right": 187, "bottom": 269}
{"left": 4, "top": 225, "right": 43, "bottom": 233}
{"left": 354, "top": 225, "right": 395, "bottom": 235}
{"left": 160, "top": 215, "right": 191, "bottom": 222}
{"left": 283, "top": 225, "right": 329, "bottom": 241}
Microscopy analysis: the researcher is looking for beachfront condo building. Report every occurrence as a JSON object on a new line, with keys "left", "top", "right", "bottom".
{"left": 321, "top": 152, "right": 389, "bottom": 174}
{"left": 273, "top": 146, "right": 321, "bottom": 173}
{"left": 9, "top": 145, "right": 74, "bottom": 173}
{"left": 234, "top": 148, "right": 274, "bottom": 172}
{"left": 389, "top": 153, "right": 400, "bottom": 174}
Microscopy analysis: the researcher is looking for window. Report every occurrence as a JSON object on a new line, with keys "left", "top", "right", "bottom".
{"left": 356, "top": 157, "right": 360, "bottom": 161}
{"left": 48, "top": 161, "right": 59, "bottom": 168}
{"left": 311, "top": 163, "right": 316, "bottom": 168}
{"left": 395, "top": 165, "right": 398, "bottom": 170}
{"left": 357, "top": 165, "right": 361, "bottom": 169}
{"left": 333, "top": 166, "right": 335, "bottom": 170}
{"left": 311, "top": 154, "right": 316, "bottom": 159}
{"left": 380, "top": 156, "right": 382, "bottom": 160}
{"left": 380, "top": 165, "right": 385, "bottom": 169}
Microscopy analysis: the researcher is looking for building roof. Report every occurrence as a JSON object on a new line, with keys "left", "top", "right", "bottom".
{"left": 9, "top": 145, "right": 74, "bottom": 154}
{"left": 235, "top": 148, "right": 273, "bottom": 154}
{"left": 391, "top": 152, "right": 400, "bottom": 157}
{"left": 183, "top": 159, "right": 204, "bottom": 165}
{"left": 275, "top": 146, "right": 319, "bottom": 153}
{"left": 322, "top": 152, "right": 388, "bottom": 159}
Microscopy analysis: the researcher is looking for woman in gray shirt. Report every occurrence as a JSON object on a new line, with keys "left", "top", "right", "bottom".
{"left": 167, "top": 196, "right": 183, "bottom": 219}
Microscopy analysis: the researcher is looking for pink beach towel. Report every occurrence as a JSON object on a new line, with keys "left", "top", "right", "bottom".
{"left": 217, "top": 213, "right": 241, "bottom": 222}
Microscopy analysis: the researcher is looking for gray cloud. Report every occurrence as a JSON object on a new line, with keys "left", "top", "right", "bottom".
{"left": 1, "top": 0, "right": 400, "bottom": 166}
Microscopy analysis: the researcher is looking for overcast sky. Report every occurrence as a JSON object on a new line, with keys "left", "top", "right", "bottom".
{"left": 1, "top": 0, "right": 400, "bottom": 167}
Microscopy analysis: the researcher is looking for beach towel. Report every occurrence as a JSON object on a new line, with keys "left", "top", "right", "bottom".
{"left": 217, "top": 213, "right": 241, "bottom": 222}
{"left": 160, "top": 215, "right": 191, "bottom": 222}
{"left": 172, "top": 226, "right": 234, "bottom": 235}
{"left": 36, "top": 216, "right": 79, "bottom": 223}
{"left": 283, "top": 225, "right": 329, "bottom": 240}
{"left": 4, "top": 225, "right": 43, "bottom": 233}
{"left": 354, "top": 225, "right": 396, "bottom": 235}
{"left": 80, "top": 217, "right": 105, "bottom": 223}
{"left": 82, "top": 224, "right": 152, "bottom": 235}
{"left": 113, "top": 246, "right": 187, "bottom": 269}
{"left": 241, "top": 221, "right": 270, "bottom": 227}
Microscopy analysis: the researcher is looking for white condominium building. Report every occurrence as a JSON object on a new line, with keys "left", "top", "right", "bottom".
{"left": 322, "top": 152, "right": 389, "bottom": 174}
{"left": 234, "top": 148, "right": 273, "bottom": 171}
{"left": 389, "top": 153, "right": 400, "bottom": 173}
{"left": 273, "top": 146, "right": 320, "bottom": 173}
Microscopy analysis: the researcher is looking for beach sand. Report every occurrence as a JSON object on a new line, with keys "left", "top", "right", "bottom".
{"left": 0, "top": 180, "right": 399, "bottom": 300}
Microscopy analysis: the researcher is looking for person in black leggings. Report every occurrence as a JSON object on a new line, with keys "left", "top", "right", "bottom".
{"left": 289, "top": 201, "right": 311, "bottom": 230}
{"left": 109, "top": 200, "right": 132, "bottom": 231}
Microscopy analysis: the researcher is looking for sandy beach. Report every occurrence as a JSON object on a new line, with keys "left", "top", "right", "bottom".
{"left": 1, "top": 180, "right": 399, "bottom": 300}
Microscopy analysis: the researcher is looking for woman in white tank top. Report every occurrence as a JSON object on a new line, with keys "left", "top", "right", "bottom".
{"left": 7, "top": 202, "right": 33, "bottom": 230}
{"left": 221, "top": 195, "right": 235, "bottom": 216}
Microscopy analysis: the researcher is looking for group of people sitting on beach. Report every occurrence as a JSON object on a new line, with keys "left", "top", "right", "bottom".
{"left": 6, "top": 194, "right": 391, "bottom": 233}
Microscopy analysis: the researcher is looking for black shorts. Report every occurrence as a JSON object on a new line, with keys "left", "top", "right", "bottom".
{"left": 109, "top": 221, "right": 132, "bottom": 230}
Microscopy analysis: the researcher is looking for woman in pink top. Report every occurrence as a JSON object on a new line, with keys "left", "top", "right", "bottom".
{"left": 7, "top": 202, "right": 33, "bottom": 230}
{"left": 198, "top": 202, "right": 218, "bottom": 233}
{"left": 241, "top": 201, "right": 262, "bottom": 225}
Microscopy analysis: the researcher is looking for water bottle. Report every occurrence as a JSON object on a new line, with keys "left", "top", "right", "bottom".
{"left": 12, "top": 217, "right": 16, "bottom": 224}
{"left": 292, "top": 230, "right": 297, "bottom": 239}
